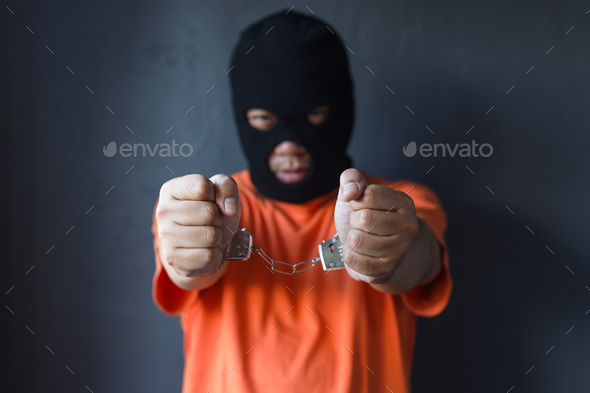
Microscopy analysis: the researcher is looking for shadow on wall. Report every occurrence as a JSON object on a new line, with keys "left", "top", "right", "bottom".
{"left": 369, "top": 77, "right": 590, "bottom": 392}
{"left": 412, "top": 198, "right": 590, "bottom": 393}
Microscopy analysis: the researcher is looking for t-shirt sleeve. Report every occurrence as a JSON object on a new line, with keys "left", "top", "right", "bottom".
{"left": 151, "top": 200, "right": 198, "bottom": 316}
{"left": 394, "top": 181, "right": 452, "bottom": 317}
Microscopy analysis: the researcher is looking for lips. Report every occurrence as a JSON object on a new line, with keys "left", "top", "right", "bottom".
{"left": 276, "top": 167, "right": 309, "bottom": 184}
{"left": 268, "top": 141, "right": 312, "bottom": 184}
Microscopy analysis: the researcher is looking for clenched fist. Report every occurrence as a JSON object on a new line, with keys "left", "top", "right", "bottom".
{"left": 156, "top": 174, "right": 240, "bottom": 278}
{"left": 334, "top": 168, "right": 420, "bottom": 285}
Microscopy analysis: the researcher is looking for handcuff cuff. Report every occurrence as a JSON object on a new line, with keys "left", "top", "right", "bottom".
{"left": 223, "top": 228, "right": 346, "bottom": 275}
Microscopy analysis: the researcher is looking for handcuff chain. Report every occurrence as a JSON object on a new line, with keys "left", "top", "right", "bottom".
{"left": 250, "top": 245, "right": 321, "bottom": 275}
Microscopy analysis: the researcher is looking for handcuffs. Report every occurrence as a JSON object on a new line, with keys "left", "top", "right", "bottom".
{"left": 223, "top": 228, "right": 346, "bottom": 274}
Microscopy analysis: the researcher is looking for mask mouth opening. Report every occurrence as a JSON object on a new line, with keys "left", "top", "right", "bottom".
{"left": 266, "top": 141, "right": 315, "bottom": 186}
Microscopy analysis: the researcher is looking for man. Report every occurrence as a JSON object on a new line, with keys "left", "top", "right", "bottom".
{"left": 152, "top": 9, "right": 451, "bottom": 393}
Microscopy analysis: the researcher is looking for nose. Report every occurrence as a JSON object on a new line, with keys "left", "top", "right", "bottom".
{"left": 273, "top": 141, "right": 308, "bottom": 156}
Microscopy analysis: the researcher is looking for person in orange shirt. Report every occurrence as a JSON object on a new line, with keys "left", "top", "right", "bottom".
{"left": 152, "top": 9, "right": 451, "bottom": 393}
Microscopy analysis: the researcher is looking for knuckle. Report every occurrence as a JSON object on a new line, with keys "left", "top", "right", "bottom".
{"left": 190, "top": 174, "right": 212, "bottom": 199}
{"left": 159, "top": 179, "right": 172, "bottom": 197}
{"left": 157, "top": 222, "right": 174, "bottom": 242}
{"left": 157, "top": 227, "right": 167, "bottom": 241}
{"left": 411, "top": 221, "right": 420, "bottom": 237}
{"left": 343, "top": 248, "right": 355, "bottom": 266}
{"left": 348, "top": 230, "right": 363, "bottom": 249}
{"left": 205, "top": 226, "right": 222, "bottom": 246}
{"left": 213, "top": 174, "right": 239, "bottom": 197}
{"left": 200, "top": 202, "right": 213, "bottom": 220}
{"left": 380, "top": 258, "right": 396, "bottom": 276}
{"left": 400, "top": 191, "right": 416, "bottom": 208}
{"left": 405, "top": 216, "right": 419, "bottom": 237}
{"left": 156, "top": 198, "right": 174, "bottom": 218}
{"left": 358, "top": 209, "right": 372, "bottom": 229}
{"left": 160, "top": 245, "right": 177, "bottom": 267}
{"left": 195, "top": 179, "right": 211, "bottom": 199}
{"left": 202, "top": 203, "right": 222, "bottom": 226}
{"left": 199, "top": 247, "right": 215, "bottom": 264}
{"left": 160, "top": 177, "right": 183, "bottom": 200}
{"left": 363, "top": 186, "right": 377, "bottom": 204}
{"left": 155, "top": 204, "right": 167, "bottom": 220}
{"left": 218, "top": 174, "right": 237, "bottom": 188}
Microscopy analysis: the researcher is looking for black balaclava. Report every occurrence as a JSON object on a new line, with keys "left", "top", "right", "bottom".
{"left": 229, "top": 9, "right": 354, "bottom": 203}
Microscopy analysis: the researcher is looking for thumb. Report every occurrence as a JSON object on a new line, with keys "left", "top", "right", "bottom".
{"left": 337, "top": 168, "right": 367, "bottom": 203}
{"left": 334, "top": 169, "right": 367, "bottom": 244}
{"left": 210, "top": 174, "right": 240, "bottom": 218}
{"left": 210, "top": 174, "right": 241, "bottom": 248}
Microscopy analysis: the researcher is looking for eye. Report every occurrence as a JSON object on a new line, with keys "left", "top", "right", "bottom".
{"left": 307, "top": 106, "right": 330, "bottom": 125}
{"left": 246, "top": 109, "right": 277, "bottom": 131}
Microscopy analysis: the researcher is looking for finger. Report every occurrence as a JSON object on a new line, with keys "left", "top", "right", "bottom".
{"left": 349, "top": 208, "right": 395, "bottom": 236}
{"left": 344, "top": 263, "right": 392, "bottom": 285}
{"left": 210, "top": 174, "right": 240, "bottom": 217}
{"left": 159, "top": 225, "right": 223, "bottom": 249}
{"left": 342, "top": 244, "right": 398, "bottom": 279}
{"left": 350, "top": 184, "right": 413, "bottom": 213}
{"left": 349, "top": 207, "right": 416, "bottom": 236}
{"left": 337, "top": 168, "right": 368, "bottom": 203}
{"left": 162, "top": 174, "right": 216, "bottom": 201}
{"left": 159, "top": 200, "right": 223, "bottom": 227}
{"left": 345, "top": 228, "right": 399, "bottom": 258}
{"left": 161, "top": 247, "right": 222, "bottom": 277}
{"left": 344, "top": 264, "right": 371, "bottom": 282}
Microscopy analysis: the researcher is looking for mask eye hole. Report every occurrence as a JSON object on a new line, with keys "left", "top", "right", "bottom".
{"left": 307, "top": 106, "right": 330, "bottom": 125}
{"left": 246, "top": 108, "right": 277, "bottom": 131}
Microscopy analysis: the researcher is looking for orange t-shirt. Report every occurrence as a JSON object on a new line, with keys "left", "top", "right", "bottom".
{"left": 152, "top": 170, "right": 451, "bottom": 393}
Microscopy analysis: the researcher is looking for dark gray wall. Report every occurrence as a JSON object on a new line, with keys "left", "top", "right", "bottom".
{"left": 3, "top": 1, "right": 590, "bottom": 392}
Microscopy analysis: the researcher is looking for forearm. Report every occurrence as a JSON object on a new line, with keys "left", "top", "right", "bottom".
{"left": 161, "top": 256, "right": 229, "bottom": 291}
{"left": 371, "top": 218, "right": 442, "bottom": 295}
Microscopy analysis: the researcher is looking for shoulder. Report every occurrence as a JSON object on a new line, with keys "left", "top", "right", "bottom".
{"left": 230, "top": 169, "right": 259, "bottom": 202}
